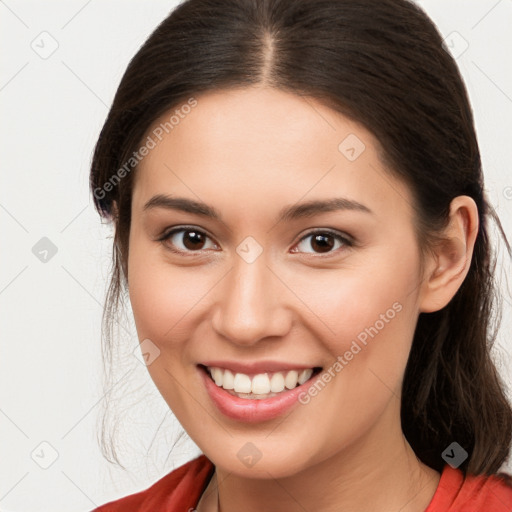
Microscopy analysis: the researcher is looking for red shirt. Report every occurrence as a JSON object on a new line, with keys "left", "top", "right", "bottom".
{"left": 91, "top": 455, "right": 512, "bottom": 511}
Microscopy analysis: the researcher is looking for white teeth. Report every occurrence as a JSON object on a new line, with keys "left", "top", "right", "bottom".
{"left": 233, "top": 373, "right": 252, "bottom": 393}
{"left": 211, "top": 367, "right": 223, "bottom": 387}
{"left": 251, "top": 374, "right": 271, "bottom": 394}
{"left": 223, "top": 369, "right": 234, "bottom": 390}
{"left": 284, "top": 370, "right": 299, "bottom": 389}
{"left": 298, "top": 368, "right": 313, "bottom": 385}
{"left": 270, "top": 372, "right": 285, "bottom": 393}
{"left": 207, "top": 366, "right": 316, "bottom": 396}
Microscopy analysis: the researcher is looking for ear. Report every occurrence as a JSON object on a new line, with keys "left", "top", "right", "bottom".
{"left": 419, "top": 196, "right": 479, "bottom": 313}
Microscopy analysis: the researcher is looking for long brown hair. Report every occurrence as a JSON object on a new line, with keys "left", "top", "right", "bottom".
{"left": 90, "top": 0, "right": 512, "bottom": 475}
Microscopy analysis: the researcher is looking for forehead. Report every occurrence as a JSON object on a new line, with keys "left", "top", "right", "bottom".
{"left": 132, "top": 87, "right": 413, "bottom": 222}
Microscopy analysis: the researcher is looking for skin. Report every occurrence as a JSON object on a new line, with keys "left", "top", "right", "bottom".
{"left": 123, "top": 86, "right": 478, "bottom": 512}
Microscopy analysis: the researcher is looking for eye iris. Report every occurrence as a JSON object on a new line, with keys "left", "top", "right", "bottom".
{"left": 311, "top": 233, "right": 335, "bottom": 253}
{"left": 183, "top": 230, "right": 205, "bottom": 250}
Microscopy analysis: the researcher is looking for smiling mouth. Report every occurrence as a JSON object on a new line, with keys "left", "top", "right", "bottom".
{"left": 199, "top": 364, "right": 323, "bottom": 400}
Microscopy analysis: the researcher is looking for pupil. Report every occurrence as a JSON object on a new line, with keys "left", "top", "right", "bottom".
{"left": 184, "top": 230, "right": 204, "bottom": 250}
{"left": 312, "top": 234, "right": 334, "bottom": 253}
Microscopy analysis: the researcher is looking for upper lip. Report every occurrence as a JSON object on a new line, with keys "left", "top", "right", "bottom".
{"left": 199, "top": 360, "right": 321, "bottom": 375}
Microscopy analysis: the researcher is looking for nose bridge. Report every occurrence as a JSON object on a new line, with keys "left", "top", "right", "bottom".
{"left": 212, "top": 247, "right": 290, "bottom": 345}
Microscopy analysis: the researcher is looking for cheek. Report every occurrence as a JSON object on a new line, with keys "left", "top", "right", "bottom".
{"left": 126, "top": 242, "right": 215, "bottom": 413}
{"left": 127, "top": 238, "right": 217, "bottom": 350}
{"left": 288, "top": 251, "right": 419, "bottom": 343}
{"left": 284, "top": 247, "right": 421, "bottom": 396}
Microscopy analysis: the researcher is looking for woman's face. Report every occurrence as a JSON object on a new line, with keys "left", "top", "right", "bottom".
{"left": 127, "top": 86, "right": 429, "bottom": 478}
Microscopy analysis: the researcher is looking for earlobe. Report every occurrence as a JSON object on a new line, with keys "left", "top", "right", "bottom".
{"left": 419, "top": 196, "right": 479, "bottom": 313}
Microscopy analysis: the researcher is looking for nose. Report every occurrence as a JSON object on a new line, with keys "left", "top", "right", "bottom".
{"left": 211, "top": 251, "right": 292, "bottom": 347}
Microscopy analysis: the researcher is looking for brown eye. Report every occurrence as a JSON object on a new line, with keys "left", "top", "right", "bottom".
{"left": 310, "top": 233, "right": 335, "bottom": 253}
{"left": 160, "top": 227, "right": 217, "bottom": 254}
{"left": 181, "top": 230, "right": 206, "bottom": 250}
{"left": 292, "top": 230, "right": 352, "bottom": 255}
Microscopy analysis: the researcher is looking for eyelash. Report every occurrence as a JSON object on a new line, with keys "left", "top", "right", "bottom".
{"left": 157, "top": 225, "right": 354, "bottom": 258}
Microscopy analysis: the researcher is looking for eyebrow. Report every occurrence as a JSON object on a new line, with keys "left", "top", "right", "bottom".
{"left": 142, "top": 194, "right": 373, "bottom": 222}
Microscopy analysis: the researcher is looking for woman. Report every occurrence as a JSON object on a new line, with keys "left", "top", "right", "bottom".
{"left": 89, "top": 0, "right": 512, "bottom": 510}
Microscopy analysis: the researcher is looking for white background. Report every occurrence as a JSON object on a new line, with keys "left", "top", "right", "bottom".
{"left": 1, "top": 1, "right": 511, "bottom": 510}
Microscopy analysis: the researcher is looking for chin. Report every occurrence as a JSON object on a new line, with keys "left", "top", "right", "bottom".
{"left": 201, "top": 436, "right": 323, "bottom": 480}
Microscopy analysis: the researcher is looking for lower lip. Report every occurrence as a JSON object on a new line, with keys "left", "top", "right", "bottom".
{"left": 198, "top": 365, "right": 319, "bottom": 423}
